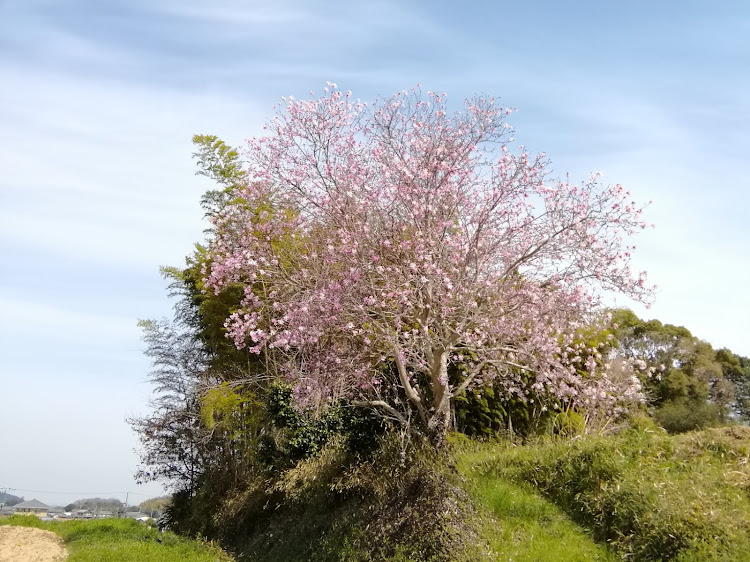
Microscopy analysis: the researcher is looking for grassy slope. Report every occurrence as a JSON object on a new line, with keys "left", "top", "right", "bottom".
{"left": 199, "top": 439, "right": 487, "bottom": 562}
{"left": 468, "top": 478, "right": 616, "bottom": 561}
{"left": 0, "top": 516, "right": 233, "bottom": 562}
{"left": 454, "top": 439, "right": 615, "bottom": 561}
{"left": 453, "top": 426, "right": 750, "bottom": 561}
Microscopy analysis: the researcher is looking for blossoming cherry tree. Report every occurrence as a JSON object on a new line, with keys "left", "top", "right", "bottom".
{"left": 206, "top": 84, "right": 652, "bottom": 444}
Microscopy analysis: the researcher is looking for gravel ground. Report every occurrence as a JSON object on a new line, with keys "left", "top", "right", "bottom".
{"left": 0, "top": 526, "right": 67, "bottom": 562}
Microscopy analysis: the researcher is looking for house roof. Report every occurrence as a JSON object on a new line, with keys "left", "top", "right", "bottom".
{"left": 14, "top": 499, "right": 49, "bottom": 509}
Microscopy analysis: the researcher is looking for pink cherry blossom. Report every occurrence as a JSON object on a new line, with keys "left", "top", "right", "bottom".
{"left": 205, "top": 85, "right": 653, "bottom": 443}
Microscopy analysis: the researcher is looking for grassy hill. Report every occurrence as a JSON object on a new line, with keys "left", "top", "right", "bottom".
{"left": 107, "top": 425, "right": 750, "bottom": 561}
{"left": 454, "top": 425, "right": 750, "bottom": 561}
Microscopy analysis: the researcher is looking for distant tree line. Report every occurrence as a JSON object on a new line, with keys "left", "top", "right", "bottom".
{"left": 63, "top": 498, "right": 124, "bottom": 513}
{"left": 139, "top": 496, "right": 171, "bottom": 518}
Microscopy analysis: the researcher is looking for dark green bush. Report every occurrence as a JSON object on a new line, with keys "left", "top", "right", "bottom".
{"left": 453, "top": 382, "right": 556, "bottom": 438}
{"left": 654, "top": 400, "right": 721, "bottom": 433}
{"left": 201, "top": 435, "right": 485, "bottom": 562}
{"left": 262, "top": 382, "right": 388, "bottom": 467}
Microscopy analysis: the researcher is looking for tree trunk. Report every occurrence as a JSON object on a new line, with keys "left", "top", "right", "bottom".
{"left": 426, "top": 350, "right": 452, "bottom": 448}
{"left": 427, "top": 406, "right": 452, "bottom": 448}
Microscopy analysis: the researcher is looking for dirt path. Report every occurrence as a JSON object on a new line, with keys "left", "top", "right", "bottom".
{"left": 0, "top": 526, "right": 67, "bottom": 562}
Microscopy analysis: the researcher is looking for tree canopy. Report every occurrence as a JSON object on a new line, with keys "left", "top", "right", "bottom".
{"left": 609, "top": 309, "right": 750, "bottom": 431}
{"left": 205, "top": 84, "right": 654, "bottom": 444}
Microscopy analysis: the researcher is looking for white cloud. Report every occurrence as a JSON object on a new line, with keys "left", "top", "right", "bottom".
{"left": 0, "top": 63, "right": 264, "bottom": 268}
{"left": 150, "top": 0, "right": 308, "bottom": 25}
{"left": 0, "top": 297, "right": 139, "bottom": 343}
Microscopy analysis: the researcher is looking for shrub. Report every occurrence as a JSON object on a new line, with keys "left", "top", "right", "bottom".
{"left": 654, "top": 400, "right": 721, "bottom": 433}
{"left": 165, "top": 431, "right": 488, "bottom": 561}
{"left": 262, "top": 382, "right": 388, "bottom": 468}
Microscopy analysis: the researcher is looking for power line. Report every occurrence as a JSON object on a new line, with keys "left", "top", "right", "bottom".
{"left": 6, "top": 487, "right": 154, "bottom": 497}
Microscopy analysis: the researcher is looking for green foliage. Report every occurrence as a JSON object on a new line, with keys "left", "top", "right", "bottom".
{"left": 162, "top": 382, "right": 390, "bottom": 538}
{"left": 263, "top": 382, "right": 304, "bottom": 430}
{"left": 139, "top": 496, "right": 172, "bottom": 518}
{"left": 160, "top": 250, "right": 250, "bottom": 372}
{"left": 654, "top": 400, "right": 721, "bottom": 433}
{"left": 454, "top": 383, "right": 508, "bottom": 437}
{"left": 453, "top": 381, "right": 557, "bottom": 439}
{"left": 455, "top": 426, "right": 750, "bottom": 561}
{"left": 170, "top": 435, "right": 486, "bottom": 562}
{"left": 158, "top": 134, "right": 260, "bottom": 372}
{"left": 551, "top": 409, "right": 587, "bottom": 437}
{"left": 0, "top": 516, "right": 233, "bottom": 561}
{"left": 609, "top": 308, "right": 746, "bottom": 431}
{"left": 716, "top": 348, "right": 750, "bottom": 420}
{"left": 259, "top": 382, "right": 388, "bottom": 468}
{"left": 192, "top": 134, "right": 246, "bottom": 217}
{"left": 201, "top": 383, "right": 261, "bottom": 435}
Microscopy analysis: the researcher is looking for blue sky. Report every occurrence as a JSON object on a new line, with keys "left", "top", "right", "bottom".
{"left": 1, "top": 0, "right": 748, "bottom": 505}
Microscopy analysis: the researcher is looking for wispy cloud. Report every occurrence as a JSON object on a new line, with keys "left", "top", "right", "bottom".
{"left": 1, "top": 295, "right": 135, "bottom": 330}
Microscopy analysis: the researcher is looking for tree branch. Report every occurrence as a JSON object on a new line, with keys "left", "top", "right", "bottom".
{"left": 394, "top": 350, "right": 428, "bottom": 424}
{"left": 351, "top": 399, "right": 408, "bottom": 426}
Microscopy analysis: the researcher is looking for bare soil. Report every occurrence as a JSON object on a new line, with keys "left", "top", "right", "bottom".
{"left": 0, "top": 526, "right": 67, "bottom": 562}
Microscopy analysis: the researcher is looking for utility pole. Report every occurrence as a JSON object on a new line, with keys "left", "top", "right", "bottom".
{"left": 123, "top": 492, "right": 129, "bottom": 518}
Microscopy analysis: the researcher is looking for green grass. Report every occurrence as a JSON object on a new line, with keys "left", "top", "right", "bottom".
{"left": 452, "top": 426, "right": 750, "bottom": 561}
{"left": 470, "top": 479, "right": 616, "bottom": 561}
{"left": 454, "top": 440, "right": 615, "bottom": 561}
{"left": 0, "top": 515, "right": 234, "bottom": 561}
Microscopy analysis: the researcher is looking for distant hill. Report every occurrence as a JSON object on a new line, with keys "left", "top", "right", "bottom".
{"left": 0, "top": 492, "right": 24, "bottom": 506}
